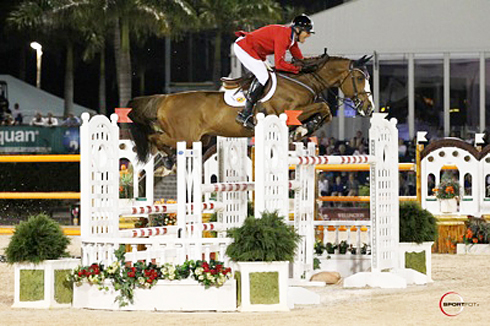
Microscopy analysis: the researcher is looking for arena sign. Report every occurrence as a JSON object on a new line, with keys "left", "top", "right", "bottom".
{"left": 0, "top": 126, "right": 79, "bottom": 154}
{"left": 318, "top": 207, "right": 370, "bottom": 221}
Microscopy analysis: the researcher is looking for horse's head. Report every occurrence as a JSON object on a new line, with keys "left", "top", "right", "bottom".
{"left": 338, "top": 55, "right": 375, "bottom": 117}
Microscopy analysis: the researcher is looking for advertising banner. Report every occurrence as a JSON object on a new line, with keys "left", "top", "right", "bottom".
{"left": 0, "top": 126, "right": 80, "bottom": 154}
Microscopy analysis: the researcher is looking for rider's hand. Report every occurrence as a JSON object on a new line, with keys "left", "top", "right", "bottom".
{"left": 301, "top": 65, "right": 317, "bottom": 73}
{"left": 292, "top": 59, "right": 305, "bottom": 67}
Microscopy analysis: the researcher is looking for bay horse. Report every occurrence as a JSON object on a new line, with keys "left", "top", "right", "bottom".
{"left": 127, "top": 54, "right": 374, "bottom": 165}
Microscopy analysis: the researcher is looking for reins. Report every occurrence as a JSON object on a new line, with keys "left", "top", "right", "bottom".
{"left": 279, "top": 57, "right": 372, "bottom": 112}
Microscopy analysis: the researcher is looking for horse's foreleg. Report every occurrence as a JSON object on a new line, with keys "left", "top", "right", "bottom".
{"left": 148, "top": 133, "right": 178, "bottom": 169}
{"left": 292, "top": 102, "right": 332, "bottom": 141}
{"left": 296, "top": 102, "right": 332, "bottom": 123}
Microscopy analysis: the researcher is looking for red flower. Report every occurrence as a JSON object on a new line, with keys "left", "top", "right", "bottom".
{"left": 473, "top": 238, "right": 478, "bottom": 243}
{"left": 127, "top": 271, "right": 136, "bottom": 278}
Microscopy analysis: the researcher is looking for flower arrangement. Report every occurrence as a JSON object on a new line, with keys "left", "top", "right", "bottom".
{"left": 433, "top": 177, "right": 460, "bottom": 200}
{"left": 68, "top": 245, "right": 232, "bottom": 307}
{"left": 151, "top": 198, "right": 177, "bottom": 226}
{"left": 119, "top": 163, "right": 133, "bottom": 199}
{"left": 462, "top": 216, "right": 490, "bottom": 245}
{"left": 192, "top": 260, "right": 232, "bottom": 288}
{"left": 70, "top": 263, "right": 107, "bottom": 290}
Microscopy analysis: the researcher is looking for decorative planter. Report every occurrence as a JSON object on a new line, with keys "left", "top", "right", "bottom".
{"left": 13, "top": 258, "right": 80, "bottom": 309}
{"left": 456, "top": 243, "right": 490, "bottom": 255}
{"left": 235, "top": 261, "right": 289, "bottom": 312}
{"left": 439, "top": 198, "right": 458, "bottom": 213}
{"left": 73, "top": 278, "right": 236, "bottom": 311}
{"left": 398, "top": 242, "right": 433, "bottom": 282}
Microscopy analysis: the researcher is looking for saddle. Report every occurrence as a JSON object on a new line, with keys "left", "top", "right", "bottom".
{"left": 221, "top": 71, "right": 274, "bottom": 98}
{"left": 221, "top": 72, "right": 254, "bottom": 90}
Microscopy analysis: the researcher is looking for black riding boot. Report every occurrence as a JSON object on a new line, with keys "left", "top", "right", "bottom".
{"left": 236, "top": 80, "right": 264, "bottom": 129}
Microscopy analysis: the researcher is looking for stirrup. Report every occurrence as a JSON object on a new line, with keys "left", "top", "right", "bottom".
{"left": 236, "top": 113, "right": 255, "bottom": 129}
{"left": 242, "top": 115, "right": 255, "bottom": 129}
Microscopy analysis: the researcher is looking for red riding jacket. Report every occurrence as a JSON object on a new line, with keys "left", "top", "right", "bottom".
{"left": 235, "top": 25, "right": 304, "bottom": 74}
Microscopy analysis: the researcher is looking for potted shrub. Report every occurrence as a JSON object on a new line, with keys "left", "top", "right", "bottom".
{"left": 6, "top": 213, "right": 79, "bottom": 308}
{"left": 338, "top": 240, "right": 349, "bottom": 254}
{"left": 456, "top": 216, "right": 490, "bottom": 254}
{"left": 399, "top": 202, "right": 438, "bottom": 281}
{"left": 226, "top": 211, "right": 301, "bottom": 312}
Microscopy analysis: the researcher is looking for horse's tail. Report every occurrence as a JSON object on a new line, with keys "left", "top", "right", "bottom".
{"left": 127, "top": 97, "right": 158, "bottom": 163}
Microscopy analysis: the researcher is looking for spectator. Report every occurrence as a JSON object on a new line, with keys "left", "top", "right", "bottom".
{"left": 355, "top": 130, "right": 365, "bottom": 145}
{"left": 12, "top": 103, "right": 23, "bottom": 125}
{"left": 398, "top": 138, "right": 407, "bottom": 158}
{"left": 30, "top": 112, "right": 46, "bottom": 126}
{"left": 45, "top": 112, "right": 59, "bottom": 127}
{"left": 331, "top": 175, "right": 346, "bottom": 207}
{"left": 353, "top": 143, "right": 367, "bottom": 155}
{"left": 318, "top": 172, "right": 330, "bottom": 196}
{"left": 1, "top": 113, "right": 14, "bottom": 126}
{"left": 318, "top": 172, "right": 330, "bottom": 207}
{"left": 405, "top": 171, "right": 416, "bottom": 195}
{"left": 346, "top": 172, "right": 360, "bottom": 196}
{"left": 337, "top": 143, "right": 348, "bottom": 155}
{"left": 331, "top": 175, "right": 345, "bottom": 196}
{"left": 0, "top": 90, "right": 9, "bottom": 123}
{"left": 62, "top": 113, "right": 81, "bottom": 127}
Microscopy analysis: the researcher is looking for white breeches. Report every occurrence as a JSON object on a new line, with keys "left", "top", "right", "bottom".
{"left": 233, "top": 40, "right": 269, "bottom": 86}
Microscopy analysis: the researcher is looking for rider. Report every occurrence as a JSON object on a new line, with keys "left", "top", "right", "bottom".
{"left": 233, "top": 14, "right": 315, "bottom": 129}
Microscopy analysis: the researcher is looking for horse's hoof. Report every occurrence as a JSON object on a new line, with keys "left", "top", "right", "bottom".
{"left": 162, "top": 156, "right": 175, "bottom": 170}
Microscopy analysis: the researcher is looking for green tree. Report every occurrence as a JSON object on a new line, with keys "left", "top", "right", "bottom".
{"left": 7, "top": 0, "right": 89, "bottom": 117}
{"left": 103, "top": 0, "right": 195, "bottom": 106}
{"left": 8, "top": 0, "right": 196, "bottom": 114}
{"left": 197, "top": 0, "right": 282, "bottom": 84}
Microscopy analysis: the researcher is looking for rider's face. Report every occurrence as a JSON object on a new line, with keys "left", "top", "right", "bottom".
{"left": 297, "top": 30, "right": 311, "bottom": 43}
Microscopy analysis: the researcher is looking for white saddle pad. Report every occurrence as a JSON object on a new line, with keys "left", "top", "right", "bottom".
{"left": 223, "top": 73, "right": 277, "bottom": 107}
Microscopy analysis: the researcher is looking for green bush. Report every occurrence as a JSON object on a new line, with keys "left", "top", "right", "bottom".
{"left": 399, "top": 202, "right": 438, "bottom": 244}
{"left": 5, "top": 213, "right": 70, "bottom": 263}
{"left": 226, "top": 211, "right": 301, "bottom": 262}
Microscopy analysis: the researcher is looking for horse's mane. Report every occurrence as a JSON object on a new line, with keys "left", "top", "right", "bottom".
{"left": 304, "top": 55, "right": 349, "bottom": 68}
{"left": 279, "top": 54, "right": 349, "bottom": 77}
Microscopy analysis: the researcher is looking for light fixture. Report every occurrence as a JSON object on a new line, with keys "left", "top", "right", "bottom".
{"left": 30, "top": 42, "right": 43, "bottom": 88}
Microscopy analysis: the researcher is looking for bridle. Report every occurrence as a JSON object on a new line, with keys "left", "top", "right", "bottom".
{"left": 336, "top": 63, "right": 373, "bottom": 115}
{"left": 289, "top": 58, "right": 373, "bottom": 116}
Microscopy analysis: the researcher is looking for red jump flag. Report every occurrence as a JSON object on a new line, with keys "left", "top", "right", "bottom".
{"left": 284, "top": 110, "right": 302, "bottom": 126}
{"left": 115, "top": 108, "right": 132, "bottom": 123}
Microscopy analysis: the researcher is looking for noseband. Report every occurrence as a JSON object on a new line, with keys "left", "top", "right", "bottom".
{"left": 338, "top": 63, "right": 372, "bottom": 114}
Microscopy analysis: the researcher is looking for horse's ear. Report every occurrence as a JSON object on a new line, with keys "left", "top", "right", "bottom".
{"left": 354, "top": 55, "right": 373, "bottom": 67}
{"left": 321, "top": 48, "right": 329, "bottom": 59}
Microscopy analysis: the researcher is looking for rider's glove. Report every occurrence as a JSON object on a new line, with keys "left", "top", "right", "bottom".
{"left": 301, "top": 65, "right": 317, "bottom": 73}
